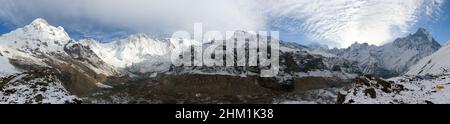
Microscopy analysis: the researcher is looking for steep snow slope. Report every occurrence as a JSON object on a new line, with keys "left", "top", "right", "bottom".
{"left": 339, "top": 74, "right": 450, "bottom": 104}
{"left": 0, "top": 69, "right": 80, "bottom": 104}
{"left": 0, "top": 18, "right": 120, "bottom": 102}
{"left": 84, "top": 34, "right": 173, "bottom": 71}
{"left": 0, "top": 54, "right": 18, "bottom": 76}
{"left": 407, "top": 40, "right": 450, "bottom": 76}
{"left": 0, "top": 18, "right": 71, "bottom": 68}
{"left": 0, "top": 18, "right": 71, "bottom": 76}
{"left": 0, "top": 18, "right": 70, "bottom": 54}
{"left": 0, "top": 18, "right": 118, "bottom": 76}
{"left": 341, "top": 39, "right": 450, "bottom": 104}
{"left": 169, "top": 31, "right": 359, "bottom": 81}
{"left": 381, "top": 28, "right": 441, "bottom": 73}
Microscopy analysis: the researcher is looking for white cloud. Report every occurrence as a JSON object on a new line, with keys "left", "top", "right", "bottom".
{"left": 263, "top": 0, "right": 445, "bottom": 48}
{"left": 0, "top": 0, "right": 445, "bottom": 48}
{"left": 0, "top": 0, "right": 266, "bottom": 37}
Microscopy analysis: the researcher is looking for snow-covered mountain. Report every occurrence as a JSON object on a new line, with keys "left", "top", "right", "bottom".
{"left": 0, "top": 69, "right": 81, "bottom": 104}
{"left": 406, "top": 40, "right": 450, "bottom": 76}
{"left": 73, "top": 29, "right": 358, "bottom": 80}
{"left": 338, "top": 74, "right": 450, "bottom": 104}
{"left": 0, "top": 18, "right": 362, "bottom": 104}
{"left": 86, "top": 34, "right": 172, "bottom": 68}
{"left": 0, "top": 18, "right": 70, "bottom": 76}
{"left": 0, "top": 18, "right": 116, "bottom": 75}
{"left": 338, "top": 40, "right": 450, "bottom": 104}
{"left": 0, "top": 18, "right": 118, "bottom": 103}
{"left": 75, "top": 35, "right": 173, "bottom": 74}
{"left": 330, "top": 28, "right": 441, "bottom": 78}
{"left": 0, "top": 18, "right": 70, "bottom": 53}
{"left": 1, "top": 18, "right": 446, "bottom": 104}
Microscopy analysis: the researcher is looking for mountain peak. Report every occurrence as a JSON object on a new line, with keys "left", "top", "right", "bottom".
{"left": 30, "top": 18, "right": 49, "bottom": 26}
{"left": 128, "top": 33, "right": 150, "bottom": 41}
{"left": 24, "top": 18, "right": 56, "bottom": 32}
{"left": 409, "top": 28, "right": 435, "bottom": 43}
{"left": 348, "top": 42, "right": 372, "bottom": 48}
{"left": 392, "top": 28, "right": 438, "bottom": 48}
{"left": 0, "top": 18, "right": 71, "bottom": 51}
{"left": 413, "top": 28, "right": 431, "bottom": 37}
{"left": 19, "top": 18, "right": 70, "bottom": 40}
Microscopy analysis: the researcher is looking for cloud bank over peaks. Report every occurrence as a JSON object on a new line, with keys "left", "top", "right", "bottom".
{"left": 263, "top": 0, "right": 445, "bottom": 48}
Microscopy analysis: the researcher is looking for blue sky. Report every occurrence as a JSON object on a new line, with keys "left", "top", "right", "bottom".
{"left": 0, "top": 0, "right": 449, "bottom": 48}
{"left": 278, "top": 1, "right": 450, "bottom": 46}
{"left": 428, "top": 2, "right": 450, "bottom": 44}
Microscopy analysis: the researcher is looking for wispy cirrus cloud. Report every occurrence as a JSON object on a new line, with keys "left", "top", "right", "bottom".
{"left": 264, "top": 0, "right": 446, "bottom": 48}
{"left": 0, "top": 0, "right": 446, "bottom": 48}
{"left": 0, "top": 0, "right": 265, "bottom": 40}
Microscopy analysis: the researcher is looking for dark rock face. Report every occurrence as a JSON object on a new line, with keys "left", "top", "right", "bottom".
{"left": 0, "top": 68, "right": 81, "bottom": 104}
{"left": 364, "top": 88, "right": 376, "bottom": 98}
{"left": 4, "top": 41, "right": 113, "bottom": 96}
{"left": 83, "top": 74, "right": 351, "bottom": 104}
{"left": 338, "top": 75, "right": 407, "bottom": 104}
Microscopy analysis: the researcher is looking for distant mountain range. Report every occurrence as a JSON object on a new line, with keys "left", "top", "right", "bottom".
{"left": 338, "top": 40, "right": 450, "bottom": 104}
{"left": 1, "top": 18, "right": 449, "bottom": 104}
{"left": 324, "top": 28, "right": 441, "bottom": 78}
